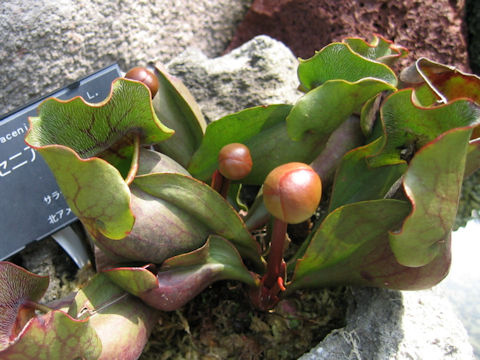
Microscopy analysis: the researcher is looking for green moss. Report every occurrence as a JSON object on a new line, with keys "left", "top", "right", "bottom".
{"left": 140, "top": 282, "right": 347, "bottom": 360}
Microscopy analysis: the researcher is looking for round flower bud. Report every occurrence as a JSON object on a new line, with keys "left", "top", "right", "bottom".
{"left": 218, "top": 143, "right": 253, "bottom": 180}
{"left": 125, "top": 67, "right": 159, "bottom": 98}
{"left": 263, "top": 162, "right": 322, "bottom": 224}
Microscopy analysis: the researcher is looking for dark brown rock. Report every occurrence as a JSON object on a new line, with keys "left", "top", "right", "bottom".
{"left": 466, "top": 0, "right": 480, "bottom": 74}
{"left": 227, "top": 0, "right": 469, "bottom": 71}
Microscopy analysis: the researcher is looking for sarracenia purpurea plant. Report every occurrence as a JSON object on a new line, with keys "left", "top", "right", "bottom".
{"left": 1, "top": 35, "right": 479, "bottom": 359}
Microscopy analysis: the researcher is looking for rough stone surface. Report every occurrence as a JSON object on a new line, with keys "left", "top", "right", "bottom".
{"left": 167, "top": 36, "right": 474, "bottom": 360}
{"left": 227, "top": 0, "right": 469, "bottom": 71}
{"left": 166, "top": 35, "right": 301, "bottom": 123}
{"left": 0, "top": 0, "right": 252, "bottom": 114}
{"left": 299, "top": 287, "right": 474, "bottom": 360}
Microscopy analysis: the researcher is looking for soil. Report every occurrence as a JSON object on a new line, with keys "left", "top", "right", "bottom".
{"left": 140, "top": 283, "right": 347, "bottom": 360}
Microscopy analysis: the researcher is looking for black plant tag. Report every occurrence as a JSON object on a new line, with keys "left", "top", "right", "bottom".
{"left": 0, "top": 64, "right": 122, "bottom": 260}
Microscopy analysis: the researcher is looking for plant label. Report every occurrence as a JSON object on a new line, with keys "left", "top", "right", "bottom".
{"left": 0, "top": 64, "right": 122, "bottom": 261}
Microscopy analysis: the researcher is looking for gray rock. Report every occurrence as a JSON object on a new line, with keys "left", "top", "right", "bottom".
{"left": 166, "top": 34, "right": 302, "bottom": 123}
{"left": 299, "top": 287, "right": 474, "bottom": 360}
{"left": 166, "top": 35, "right": 474, "bottom": 360}
{"left": 0, "top": 0, "right": 252, "bottom": 114}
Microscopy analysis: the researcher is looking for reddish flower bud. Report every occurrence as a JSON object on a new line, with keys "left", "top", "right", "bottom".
{"left": 218, "top": 143, "right": 253, "bottom": 180}
{"left": 125, "top": 67, "right": 159, "bottom": 98}
{"left": 263, "top": 162, "right": 322, "bottom": 224}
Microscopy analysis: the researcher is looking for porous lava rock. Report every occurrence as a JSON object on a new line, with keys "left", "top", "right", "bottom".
{"left": 227, "top": 0, "right": 469, "bottom": 71}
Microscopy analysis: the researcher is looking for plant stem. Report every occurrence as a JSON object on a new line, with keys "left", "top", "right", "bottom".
{"left": 220, "top": 179, "right": 231, "bottom": 199}
{"left": 211, "top": 169, "right": 231, "bottom": 198}
{"left": 248, "top": 218, "right": 287, "bottom": 310}
{"left": 264, "top": 218, "right": 288, "bottom": 289}
{"left": 23, "top": 300, "right": 53, "bottom": 313}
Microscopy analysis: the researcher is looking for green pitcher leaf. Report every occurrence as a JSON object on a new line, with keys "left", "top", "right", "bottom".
{"left": 288, "top": 220, "right": 451, "bottom": 292}
{"left": 359, "top": 93, "right": 382, "bottom": 137}
{"left": 353, "top": 232, "right": 451, "bottom": 290}
{"left": 389, "top": 127, "right": 471, "bottom": 267}
{"left": 297, "top": 42, "right": 398, "bottom": 91}
{"left": 286, "top": 79, "right": 395, "bottom": 141}
{"left": 289, "top": 199, "right": 411, "bottom": 291}
{"left": 97, "top": 134, "right": 138, "bottom": 180}
{"left": 409, "top": 82, "right": 440, "bottom": 107}
{"left": 328, "top": 138, "right": 407, "bottom": 211}
{"left": 88, "top": 151, "right": 198, "bottom": 266}
{"left": 152, "top": 64, "right": 207, "bottom": 168}
{"left": 343, "top": 35, "right": 408, "bottom": 66}
{"left": 68, "top": 273, "right": 159, "bottom": 360}
{"left": 136, "top": 147, "right": 191, "bottom": 176}
{"left": 133, "top": 173, "right": 263, "bottom": 268}
{"left": 24, "top": 78, "right": 180, "bottom": 239}
{"left": 103, "top": 264, "right": 159, "bottom": 297}
{"left": 369, "top": 89, "right": 480, "bottom": 167}
{"left": 26, "top": 145, "right": 134, "bottom": 239}
{"left": 0, "top": 263, "right": 100, "bottom": 359}
{"left": 27, "top": 78, "right": 174, "bottom": 159}
{"left": 0, "top": 310, "right": 102, "bottom": 360}
{"left": 401, "top": 58, "right": 480, "bottom": 104}
{"left": 92, "top": 183, "right": 211, "bottom": 265}
{"left": 188, "top": 105, "right": 321, "bottom": 185}
{"left": 0, "top": 262, "right": 49, "bottom": 351}
{"left": 105, "top": 236, "right": 257, "bottom": 311}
